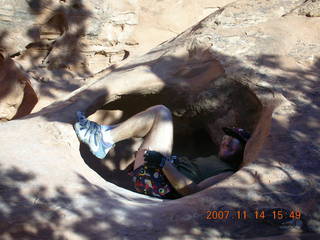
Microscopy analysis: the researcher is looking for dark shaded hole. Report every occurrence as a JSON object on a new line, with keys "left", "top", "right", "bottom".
{"left": 80, "top": 82, "right": 262, "bottom": 195}
{"left": 174, "top": 127, "right": 219, "bottom": 158}
{"left": 45, "top": 13, "right": 68, "bottom": 35}
{"left": 10, "top": 52, "right": 21, "bottom": 58}
{"left": 26, "top": 0, "right": 49, "bottom": 15}
{"left": 72, "top": 3, "right": 83, "bottom": 10}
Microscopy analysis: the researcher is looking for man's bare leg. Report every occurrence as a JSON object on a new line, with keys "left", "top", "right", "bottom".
{"left": 104, "top": 105, "right": 173, "bottom": 170}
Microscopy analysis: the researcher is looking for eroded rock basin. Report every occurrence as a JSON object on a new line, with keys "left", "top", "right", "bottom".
{"left": 1, "top": 0, "right": 320, "bottom": 238}
{"left": 0, "top": 76, "right": 269, "bottom": 239}
{"left": 81, "top": 80, "right": 262, "bottom": 193}
{"left": 0, "top": 75, "right": 310, "bottom": 239}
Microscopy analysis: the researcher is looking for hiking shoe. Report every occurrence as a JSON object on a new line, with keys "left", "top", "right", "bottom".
{"left": 74, "top": 111, "right": 114, "bottom": 159}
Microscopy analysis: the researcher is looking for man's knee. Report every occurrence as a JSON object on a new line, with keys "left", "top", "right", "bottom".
{"left": 153, "top": 105, "right": 171, "bottom": 118}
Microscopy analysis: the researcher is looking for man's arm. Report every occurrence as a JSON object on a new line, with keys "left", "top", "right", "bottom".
{"left": 162, "top": 161, "right": 234, "bottom": 196}
{"left": 162, "top": 161, "right": 197, "bottom": 195}
{"left": 197, "top": 171, "right": 233, "bottom": 190}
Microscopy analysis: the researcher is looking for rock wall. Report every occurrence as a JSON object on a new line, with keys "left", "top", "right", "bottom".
{"left": 0, "top": 0, "right": 140, "bottom": 117}
{"left": 0, "top": 0, "right": 234, "bottom": 118}
{"left": 0, "top": 53, "right": 38, "bottom": 121}
{"left": 0, "top": 0, "right": 320, "bottom": 239}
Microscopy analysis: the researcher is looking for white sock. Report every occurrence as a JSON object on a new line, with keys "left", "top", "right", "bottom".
{"left": 101, "top": 125, "right": 115, "bottom": 145}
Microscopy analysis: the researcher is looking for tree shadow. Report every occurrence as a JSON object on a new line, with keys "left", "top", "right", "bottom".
{"left": 0, "top": 162, "right": 314, "bottom": 239}
{"left": 21, "top": 50, "right": 320, "bottom": 238}
{"left": 1, "top": 3, "right": 320, "bottom": 239}
{"left": 2, "top": 48, "right": 319, "bottom": 239}
{"left": 68, "top": 52, "right": 319, "bottom": 237}
{"left": 0, "top": 0, "right": 92, "bottom": 107}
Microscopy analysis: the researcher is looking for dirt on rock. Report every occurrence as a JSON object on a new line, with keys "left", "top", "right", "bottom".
{"left": 0, "top": 0, "right": 320, "bottom": 239}
{"left": 0, "top": 0, "right": 235, "bottom": 116}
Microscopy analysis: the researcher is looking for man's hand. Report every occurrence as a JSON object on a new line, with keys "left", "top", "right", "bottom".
{"left": 143, "top": 150, "right": 166, "bottom": 169}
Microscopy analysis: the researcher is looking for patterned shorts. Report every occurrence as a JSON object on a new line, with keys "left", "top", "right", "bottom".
{"left": 129, "top": 164, "right": 177, "bottom": 199}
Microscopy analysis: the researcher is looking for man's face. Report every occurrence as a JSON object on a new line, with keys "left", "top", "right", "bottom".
{"left": 218, "top": 135, "right": 241, "bottom": 159}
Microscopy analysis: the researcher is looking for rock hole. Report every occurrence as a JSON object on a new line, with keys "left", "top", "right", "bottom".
{"left": 40, "top": 12, "right": 68, "bottom": 39}
{"left": 81, "top": 79, "right": 263, "bottom": 197}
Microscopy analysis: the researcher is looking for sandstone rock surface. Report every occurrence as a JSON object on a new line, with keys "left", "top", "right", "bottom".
{"left": 0, "top": 53, "right": 38, "bottom": 121}
{"left": 0, "top": 0, "right": 235, "bottom": 114}
{"left": 0, "top": 0, "right": 140, "bottom": 114}
{"left": 0, "top": 0, "right": 320, "bottom": 239}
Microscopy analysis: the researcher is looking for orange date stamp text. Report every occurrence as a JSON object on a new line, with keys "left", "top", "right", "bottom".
{"left": 206, "top": 209, "right": 301, "bottom": 220}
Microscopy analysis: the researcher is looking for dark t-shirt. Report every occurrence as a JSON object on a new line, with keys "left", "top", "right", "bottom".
{"left": 173, "top": 155, "right": 235, "bottom": 184}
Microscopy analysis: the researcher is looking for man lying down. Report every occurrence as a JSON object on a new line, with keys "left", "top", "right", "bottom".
{"left": 74, "top": 105, "right": 251, "bottom": 199}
